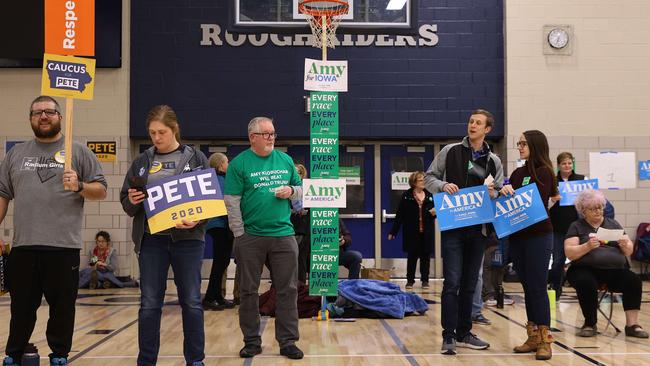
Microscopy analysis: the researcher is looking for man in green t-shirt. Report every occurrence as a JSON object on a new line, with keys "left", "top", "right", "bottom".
{"left": 225, "top": 117, "right": 304, "bottom": 360}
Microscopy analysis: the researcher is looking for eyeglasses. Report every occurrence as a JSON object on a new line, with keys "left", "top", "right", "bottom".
{"left": 585, "top": 206, "right": 604, "bottom": 212}
{"left": 30, "top": 109, "right": 60, "bottom": 118}
{"left": 252, "top": 132, "right": 277, "bottom": 140}
{"left": 516, "top": 141, "right": 528, "bottom": 148}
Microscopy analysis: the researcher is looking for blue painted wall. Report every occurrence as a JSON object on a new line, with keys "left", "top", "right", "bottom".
{"left": 130, "top": 0, "right": 504, "bottom": 140}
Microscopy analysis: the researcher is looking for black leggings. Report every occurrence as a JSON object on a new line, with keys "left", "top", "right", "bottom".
{"left": 204, "top": 227, "right": 234, "bottom": 302}
{"left": 406, "top": 233, "right": 430, "bottom": 283}
{"left": 566, "top": 266, "right": 642, "bottom": 326}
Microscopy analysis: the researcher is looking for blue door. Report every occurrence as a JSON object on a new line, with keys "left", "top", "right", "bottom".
{"left": 287, "top": 144, "right": 375, "bottom": 260}
{"left": 380, "top": 145, "right": 435, "bottom": 263}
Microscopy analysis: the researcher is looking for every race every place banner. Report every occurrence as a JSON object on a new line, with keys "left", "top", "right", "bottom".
{"left": 143, "top": 169, "right": 227, "bottom": 234}
{"left": 493, "top": 183, "right": 548, "bottom": 239}
{"left": 309, "top": 90, "right": 340, "bottom": 296}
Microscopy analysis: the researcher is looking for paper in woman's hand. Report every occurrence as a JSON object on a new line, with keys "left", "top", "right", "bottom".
{"left": 595, "top": 227, "right": 624, "bottom": 242}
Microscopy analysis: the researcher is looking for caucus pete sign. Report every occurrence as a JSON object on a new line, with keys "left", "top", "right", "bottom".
{"left": 143, "top": 169, "right": 227, "bottom": 233}
{"left": 434, "top": 185, "right": 494, "bottom": 231}
{"left": 41, "top": 53, "right": 95, "bottom": 100}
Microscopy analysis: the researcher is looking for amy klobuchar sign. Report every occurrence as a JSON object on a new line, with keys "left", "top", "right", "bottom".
{"left": 434, "top": 183, "right": 548, "bottom": 238}
{"left": 492, "top": 183, "right": 548, "bottom": 238}
{"left": 559, "top": 179, "right": 599, "bottom": 206}
{"left": 143, "top": 169, "right": 227, "bottom": 233}
{"left": 434, "top": 185, "right": 494, "bottom": 231}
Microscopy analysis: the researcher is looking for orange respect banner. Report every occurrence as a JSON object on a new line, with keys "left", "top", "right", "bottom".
{"left": 45, "top": 0, "right": 95, "bottom": 56}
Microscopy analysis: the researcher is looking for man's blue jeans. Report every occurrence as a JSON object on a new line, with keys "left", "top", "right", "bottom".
{"left": 441, "top": 225, "right": 486, "bottom": 340}
{"left": 138, "top": 233, "right": 205, "bottom": 366}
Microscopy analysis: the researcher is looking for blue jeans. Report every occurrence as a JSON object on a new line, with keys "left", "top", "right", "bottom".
{"left": 78, "top": 268, "right": 124, "bottom": 288}
{"left": 440, "top": 226, "right": 487, "bottom": 339}
{"left": 138, "top": 234, "right": 205, "bottom": 366}
{"left": 510, "top": 233, "right": 552, "bottom": 326}
{"left": 339, "top": 249, "right": 362, "bottom": 279}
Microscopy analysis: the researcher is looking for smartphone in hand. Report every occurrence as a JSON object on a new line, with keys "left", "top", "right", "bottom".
{"left": 129, "top": 176, "right": 149, "bottom": 198}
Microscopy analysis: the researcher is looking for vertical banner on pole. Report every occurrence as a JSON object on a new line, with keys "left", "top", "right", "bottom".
{"left": 309, "top": 90, "right": 340, "bottom": 296}
{"left": 44, "top": 0, "right": 95, "bottom": 188}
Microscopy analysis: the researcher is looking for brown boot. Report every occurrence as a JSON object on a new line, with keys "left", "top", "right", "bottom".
{"left": 513, "top": 321, "right": 539, "bottom": 353}
{"left": 536, "top": 325, "right": 553, "bottom": 360}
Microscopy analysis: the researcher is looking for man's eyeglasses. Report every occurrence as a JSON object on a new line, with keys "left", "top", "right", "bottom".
{"left": 252, "top": 132, "right": 277, "bottom": 140}
{"left": 516, "top": 141, "right": 528, "bottom": 148}
{"left": 30, "top": 109, "right": 60, "bottom": 118}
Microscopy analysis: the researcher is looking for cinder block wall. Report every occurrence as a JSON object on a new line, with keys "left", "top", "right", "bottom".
{"left": 505, "top": 1, "right": 650, "bottom": 239}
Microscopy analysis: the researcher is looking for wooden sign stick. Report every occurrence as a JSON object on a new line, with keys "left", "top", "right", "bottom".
{"left": 63, "top": 97, "right": 74, "bottom": 190}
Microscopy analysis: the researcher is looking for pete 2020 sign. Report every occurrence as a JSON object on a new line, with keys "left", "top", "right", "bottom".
{"left": 143, "top": 169, "right": 227, "bottom": 233}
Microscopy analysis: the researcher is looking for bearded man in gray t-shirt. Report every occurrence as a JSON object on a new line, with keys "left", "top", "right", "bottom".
{"left": 0, "top": 96, "right": 107, "bottom": 366}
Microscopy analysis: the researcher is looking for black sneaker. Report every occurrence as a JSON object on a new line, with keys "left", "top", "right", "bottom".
{"left": 440, "top": 337, "right": 456, "bottom": 355}
{"left": 202, "top": 300, "right": 225, "bottom": 311}
{"left": 217, "top": 299, "right": 236, "bottom": 309}
{"left": 239, "top": 344, "right": 262, "bottom": 358}
{"left": 471, "top": 314, "right": 492, "bottom": 325}
{"left": 280, "top": 345, "right": 304, "bottom": 359}
{"left": 457, "top": 333, "right": 490, "bottom": 350}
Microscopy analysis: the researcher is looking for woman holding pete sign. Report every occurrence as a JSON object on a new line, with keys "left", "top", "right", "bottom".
{"left": 120, "top": 105, "right": 209, "bottom": 366}
{"left": 499, "top": 130, "right": 558, "bottom": 360}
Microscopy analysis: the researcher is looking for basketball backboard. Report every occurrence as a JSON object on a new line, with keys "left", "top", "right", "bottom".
{"left": 234, "top": 0, "right": 412, "bottom": 28}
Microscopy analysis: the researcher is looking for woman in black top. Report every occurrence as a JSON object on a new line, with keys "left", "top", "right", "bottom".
{"left": 565, "top": 189, "right": 647, "bottom": 338}
{"left": 548, "top": 152, "right": 584, "bottom": 299}
{"left": 388, "top": 171, "right": 436, "bottom": 289}
{"left": 500, "top": 130, "right": 558, "bottom": 360}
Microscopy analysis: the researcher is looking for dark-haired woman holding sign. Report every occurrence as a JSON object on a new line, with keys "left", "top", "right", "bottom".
{"left": 120, "top": 105, "right": 209, "bottom": 366}
{"left": 500, "top": 130, "right": 558, "bottom": 361}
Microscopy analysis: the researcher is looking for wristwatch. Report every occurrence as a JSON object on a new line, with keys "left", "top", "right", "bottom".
{"left": 75, "top": 181, "right": 84, "bottom": 193}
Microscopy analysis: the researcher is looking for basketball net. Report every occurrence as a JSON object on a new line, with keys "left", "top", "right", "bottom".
{"left": 299, "top": 0, "right": 349, "bottom": 60}
{"left": 306, "top": 15, "right": 342, "bottom": 51}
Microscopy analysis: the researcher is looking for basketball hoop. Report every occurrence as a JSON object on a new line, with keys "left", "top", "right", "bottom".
{"left": 299, "top": 0, "right": 349, "bottom": 51}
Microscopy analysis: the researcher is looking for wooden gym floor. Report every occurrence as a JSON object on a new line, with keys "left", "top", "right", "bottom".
{"left": 0, "top": 280, "right": 649, "bottom": 365}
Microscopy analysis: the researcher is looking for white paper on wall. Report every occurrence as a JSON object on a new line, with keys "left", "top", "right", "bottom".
{"left": 588, "top": 151, "right": 636, "bottom": 189}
